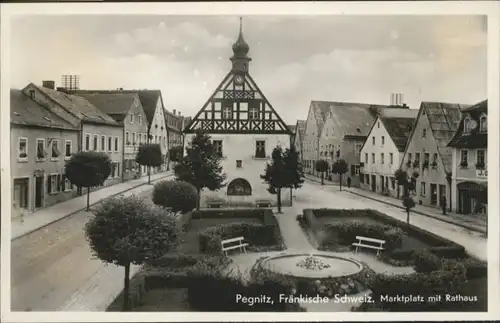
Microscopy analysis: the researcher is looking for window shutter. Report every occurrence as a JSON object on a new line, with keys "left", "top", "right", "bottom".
{"left": 47, "top": 176, "right": 52, "bottom": 193}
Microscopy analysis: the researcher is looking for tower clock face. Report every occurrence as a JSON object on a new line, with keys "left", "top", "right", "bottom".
{"left": 234, "top": 75, "right": 244, "bottom": 85}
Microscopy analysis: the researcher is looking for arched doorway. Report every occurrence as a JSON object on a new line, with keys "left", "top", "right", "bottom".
{"left": 227, "top": 178, "right": 252, "bottom": 196}
{"left": 457, "top": 181, "right": 487, "bottom": 214}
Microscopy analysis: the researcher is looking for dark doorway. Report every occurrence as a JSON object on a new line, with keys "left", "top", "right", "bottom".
{"left": 430, "top": 184, "right": 437, "bottom": 205}
{"left": 35, "top": 176, "right": 43, "bottom": 208}
{"left": 380, "top": 175, "right": 385, "bottom": 192}
{"left": 227, "top": 178, "right": 252, "bottom": 196}
{"left": 371, "top": 175, "right": 376, "bottom": 192}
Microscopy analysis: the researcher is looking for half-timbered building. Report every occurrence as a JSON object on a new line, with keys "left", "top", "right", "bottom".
{"left": 183, "top": 18, "right": 293, "bottom": 207}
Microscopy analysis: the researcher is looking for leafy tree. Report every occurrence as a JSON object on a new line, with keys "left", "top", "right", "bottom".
{"left": 283, "top": 146, "right": 305, "bottom": 206}
{"left": 394, "top": 168, "right": 408, "bottom": 198}
{"left": 85, "top": 195, "right": 178, "bottom": 311}
{"left": 169, "top": 145, "right": 184, "bottom": 162}
{"left": 332, "top": 159, "right": 348, "bottom": 191}
{"left": 174, "top": 130, "right": 226, "bottom": 210}
{"left": 152, "top": 180, "right": 198, "bottom": 213}
{"left": 315, "top": 159, "right": 329, "bottom": 185}
{"left": 65, "top": 151, "right": 112, "bottom": 211}
{"left": 260, "top": 146, "right": 287, "bottom": 213}
{"left": 403, "top": 196, "right": 416, "bottom": 225}
{"left": 135, "top": 143, "right": 163, "bottom": 184}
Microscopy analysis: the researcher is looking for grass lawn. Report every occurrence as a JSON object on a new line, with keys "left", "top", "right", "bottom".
{"left": 177, "top": 217, "right": 263, "bottom": 254}
{"left": 132, "top": 288, "right": 192, "bottom": 311}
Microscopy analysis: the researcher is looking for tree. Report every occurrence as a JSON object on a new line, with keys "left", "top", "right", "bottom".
{"left": 332, "top": 159, "right": 348, "bottom": 191}
{"left": 169, "top": 145, "right": 184, "bottom": 162}
{"left": 260, "top": 146, "right": 287, "bottom": 213}
{"left": 152, "top": 180, "right": 198, "bottom": 213}
{"left": 174, "top": 130, "right": 226, "bottom": 210}
{"left": 135, "top": 143, "right": 163, "bottom": 184}
{"left": 65, "top": 151, "right": 112, "bottom": 211}
{"left": 85, "top": 195, "right": 178, "bottom": 311}
{"left": 315, "top": 159, "right": 329, "bottom": 185}
{"left": 283, "top": 146, "right": 305, "bottom": 206}
{"left": 394, "top": 168, "right": 408, "bottom": 198}
{"left": 402, "top": 196, "right": 416, "bottom": 225}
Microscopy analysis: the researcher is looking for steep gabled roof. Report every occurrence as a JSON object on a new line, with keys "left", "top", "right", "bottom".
{"left": 287, "top": 124, "right": 297, "bottom": 134}
{"left": 381, "top": 116, "right": 417, "bottom": 152}
{"left": 308, "top": 101, "right": 333, "bottom": 136}
{"left": 32, "top": 85, "right": 119, "bottom": 126}
{"left": 10, "top": 89, "right": 78, "bottom": 130}
{"left": 76, "top": 93, "right": 139, "bottom": 117}
{"left": 448, "top": 99, "right": 487, "bottom": 149}
{"left": 73, "top": 89, "right": 162, "bottom": 126}
{"left": 296, "top": 120, "right": 306, "bottom": 141}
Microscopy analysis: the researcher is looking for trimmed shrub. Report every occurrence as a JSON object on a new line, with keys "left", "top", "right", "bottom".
{"left": 186, "top": 264, "right": 298, "bottom": 311}
{"left": 302, "top": 209, "right": 320, "bottom": 232}
{"left": 199, "top": 222, "right": 283, "bottom": 254}
{"left": 152, "top": 180, "right": 198, "bottom": 213}
{"left": 413, "top": 250, "right": 487, "bottom": 280}
{"left": 429, "top": 245, "right": 466, "bottom": 258}
{"left": 192, "top": 208, "right": 270, "bottom": 219}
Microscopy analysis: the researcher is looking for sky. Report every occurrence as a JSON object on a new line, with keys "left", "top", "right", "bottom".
{"left": 10, "top": 15, "right": 487, "bottom": 124}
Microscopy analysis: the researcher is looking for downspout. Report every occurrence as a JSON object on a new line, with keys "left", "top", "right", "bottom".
{"left": 122, "top": 123, "right": 125, "bottom": 182}
{"left": 78, "top": 121, "right": 83, "bottom": 196}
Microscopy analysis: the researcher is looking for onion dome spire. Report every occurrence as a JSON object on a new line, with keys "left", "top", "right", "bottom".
{"left": 232, "top": 17, "right": 250, "bottom": 57}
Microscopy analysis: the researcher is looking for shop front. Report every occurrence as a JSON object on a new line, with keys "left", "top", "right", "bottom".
{"left": 457, "top": 181, "right": 487, "bottom": 215}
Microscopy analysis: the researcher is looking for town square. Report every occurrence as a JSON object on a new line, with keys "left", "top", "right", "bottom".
{"left": 2, "top": 8, "right": 492, "bottom": 316}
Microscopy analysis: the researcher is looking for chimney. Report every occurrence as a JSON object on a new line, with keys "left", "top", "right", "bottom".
{"left": 178, "top": 111, "right": 181, "bottom": 116}
{"left": 173, "top": 109, "right": 176, "bottom": 115}
{"left": 390, "top": 93, "right": 404, "bottom": 106}
{"left": 42, "top": 80, "right": 55, "bottom": 90}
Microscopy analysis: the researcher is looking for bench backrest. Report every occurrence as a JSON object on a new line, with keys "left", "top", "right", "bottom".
{"left": 221, "top": 236, "right": 244, "bottom": 245}
{"left": 356, "top": 236, "right": 386, "bottom": 244}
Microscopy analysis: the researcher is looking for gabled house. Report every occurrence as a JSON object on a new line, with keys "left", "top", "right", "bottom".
{"left": 11, "top": 89, "right": 80, "bottom": 213}
{"left": 23, "top": 82, "right": 124, "bottom": 189}
{"left": 447, "top": 99, "right": 488, "bottom": 215}
{"left": 293, "top": 120, "right": 306, "bottom": 164}
{"left": 302, "top": 101, "right": 332, "bottom": 175}
{"left": 359, "top": 110, "right": 418, "bottom": 197}
{"left": 76, "top": 92, "right": 150, "bottom": 181}
{"left": 400, "top": 102, "right": 467, "bottom": 210}
{"left": 183, "top": 19, "right": 292, "bottom": 208}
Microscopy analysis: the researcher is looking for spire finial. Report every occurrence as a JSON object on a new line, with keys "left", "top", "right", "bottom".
{"left": 239, "top": 16, "right": 243, "bottom": 34}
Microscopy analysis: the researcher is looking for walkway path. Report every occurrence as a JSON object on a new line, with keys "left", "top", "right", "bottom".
{"left": 345, "top": 186, "right": 487, "bottom": 234}
{"left": 12, "top": 171, "right": 173, "bottom": 240}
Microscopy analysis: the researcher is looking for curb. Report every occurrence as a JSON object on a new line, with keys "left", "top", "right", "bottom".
{"left": 305, "top": 176, "right": 338, "bottom": 186}
{"left": 12, "top": 173, "right": 174, "bottom": 241}
{"left": 345, "top": 190, "right": 487, "bottom": 234}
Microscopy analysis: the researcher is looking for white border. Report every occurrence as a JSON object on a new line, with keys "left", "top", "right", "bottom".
{"left": 1, "top": 1, "right": 499, "bottom": 322}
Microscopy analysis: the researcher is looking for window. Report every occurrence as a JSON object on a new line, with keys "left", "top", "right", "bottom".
{"left": 479, "top": 114, "right": 487, "bottom": 132}
{"left": 65, "top": 140, "right": 72, "bottom": 159}
{"left": 85, "top": 134, "right": 90, "bottom": 151}
{"left": 126, "top": 132, "right": 130, "bottom": 145}
{"left": 130, "top": 113, "right": 134, "bottom": 123}
{"left": 422, "top": 128, "right": 427, "bottom": 138}
{"left": 366, "top": 174, "right": 370, "bottom": 184}
{"left": 476, "top": 149, "right": 486, "bottom": 167}
{"left": 93, "top": 135, "right": 98, "bottom": 151}
{"left": 51, "top": 140, "right": 60, "bottom": 160}
{"left": 108, "top": 136, "right": 112, "bottom": 152}
{"left": 132, "top": 133, "right": 136, "bottom": 145}
{"left": 354, "top": 165, "right": 360, "bottom": 175}
{"left": 432, "top": 153, "right": 438, "bottom": 164}
{"left": 460, "top": 150, "right": 468, "bottom": 166}
{"left": 62, "top": 175, "right": 72, "bottom": 192}
{"left": 355, "top": 144, "right": 362, "bottom": 156}
{"left": 371, "top": 153, "right": 375, "bottom": 163}
{"left": 138, "top": 115, "right": 142, "bottom": 125}
{"left": 372, "top": 136, "right": 375, "bottom": 145}
{"left": 236, "top": 160, "right": 242, "bottom": 168}
{"left": 115, "top": 163, "right": 120, "bottom": 178}
{"left": 255, "top": 140, "right": 266, "bottom": 158}
{"left": 47, "top": 174, "right": 61, "bottom": 194}
{"left": 415, "top": 152, "right": 420, "bottom": 164}
{"left": 377, "top": 122, "right": 380, "bottom": 128}
{"left": 420, "top": 182, "right": 426, "bottom": 196}
{"left": 101, "top": 135, "right": 106, "bottom": 151}
{"left": 213, "top": 140, "right": 223, "bottom": 157}
{"left": 389, "top": 153, "right": 394, "bottom": 164}
{"left": 463, "top": 116, "right": 472, "bottom": 133}
{"left": 222, "top": 106, "right": 233, "bottom": 119}
{"left": 381, "top": 153, "right": 384, "bottom": 164}
{"left": 424, "top": 153, "right": 430, "bottom": 164}
{"left": 365, "top": 153, "right": 368, "bottom": 163}
{"left": 249, "top": 107, "right": 259, "bottom": 120}
{"left": 114, "top": 137, "right": 119, "bottom": 152}
{"left": 36, "top": 139, "right": 45, "bottom": 161}
{"left": 381, "top": 136, "right": 385, "bottom": 145}
{"left": 408, "top": 153, "right": 412, "bottom": 163}
{"left": 391, "top": 178, "right": 395, "bottom": 189}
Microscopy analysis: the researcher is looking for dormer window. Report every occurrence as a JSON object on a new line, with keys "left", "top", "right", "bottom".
{"left": 463, "top": 116, "right": 472, "bottom": 133}
{"left": 479, "top": 114, "right": 487, "bottom": 132}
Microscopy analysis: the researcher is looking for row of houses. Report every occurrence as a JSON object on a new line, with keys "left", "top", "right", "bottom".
{"left": 292, "top": 98, "right": 488, "bottom": 215}
{"left": 11, "top": 81, "right": 190, "bottom": 214}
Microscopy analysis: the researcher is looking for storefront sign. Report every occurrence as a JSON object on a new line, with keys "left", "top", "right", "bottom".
{"left": 476, "top": 169, "right": 488, "bottom": 178}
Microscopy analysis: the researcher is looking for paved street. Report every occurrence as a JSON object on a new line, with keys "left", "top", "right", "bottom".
{"left": 11, "top": 182, "right": 161, "bottom": 311}
{"left": 294, "top": 181, "right": 487, "bottom": 261}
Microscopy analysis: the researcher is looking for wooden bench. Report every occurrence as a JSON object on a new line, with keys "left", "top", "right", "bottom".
{"left": 221, "top": 236, "right": 248, "bottom": 256}
{"left": 352, "top": 236, "right": 385, "bottom": 256}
